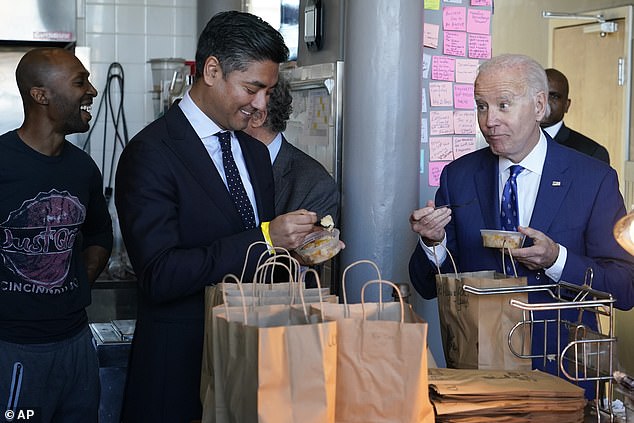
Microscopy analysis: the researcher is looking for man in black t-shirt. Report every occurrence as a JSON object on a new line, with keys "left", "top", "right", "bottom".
{"left": 0, "top": 48, "right": 112, "bottom": 422}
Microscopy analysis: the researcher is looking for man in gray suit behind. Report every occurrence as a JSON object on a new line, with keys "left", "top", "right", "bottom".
{"left": 244, "top": 74, "right": 340, "bottom": 224}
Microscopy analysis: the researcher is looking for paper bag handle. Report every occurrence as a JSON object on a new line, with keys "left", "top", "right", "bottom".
{"left": 341, "top": 260, "right": 382, "bottom": 317}
{"left": 238, "top": 241, "right": 270, "bottom": 284}
{"left": 220, "top": 273, "right": 248, "bottom": 323}
{"left": 297, "top": 268, "right": 325, "bottom": 323}
{"left": 255, "top": 247, "right": 300, "bottom": 285}
{"left": 432, "top": 242, "right": 459, "bottom": 279}
{"left": 360, "top": 279, "right": 404, "bottom": 322}
{"left": 500, "top": 245, "right": 519, "bottom": 278}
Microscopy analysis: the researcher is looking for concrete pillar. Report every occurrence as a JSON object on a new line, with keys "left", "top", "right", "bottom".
{"left": 341, "top": 0, "right": 423, "bottom": 303}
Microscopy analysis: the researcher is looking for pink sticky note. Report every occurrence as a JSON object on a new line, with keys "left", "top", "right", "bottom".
{"left": 471, "top": 0, "right": 492, "bottom": 6}
{"left": 455, "top": 58, "right": 480, "bottom": 83}
{"left": 424, "top": 23, "right": 440, "bottom": 49}
{"left": 443, "top": 31, "right": 467, "bottom": 57}
{"left": 467, "top": 9, "right": 491, "bottom": 34}
{"left": 454, "top": 110, "right": 477, "bottom": 134}
{"left": 431, "top": 56, "right": 456, "bottom": 81}
{"left": 468, "top": 33, "right": 491, "bottom": 59}
{"left": 454, "top": 84, "right": 475, "bottom": 109}
{"left": 429, "top": 81, "right": 454, "bottom": 107}
{"left": 430, "top": 110, "right": 455, "bottom": 135}
{"left": 443, "top": 6, "right": 466, "bottom": 31}
{"left": 429, "top": 161, "right": 450, "bottom": 187}
{"left": 453, "top": 136, "right": 477, "bottom": 159}
{"left": 429, "top": 137, "right": 454, "bottom": 161}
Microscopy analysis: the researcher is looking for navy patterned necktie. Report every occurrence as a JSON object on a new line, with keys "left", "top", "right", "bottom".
{"left": 216, "top": 131, "right": 256, "bottom": 230}
{"left": 500, "top": 165, "right": 524, "bottom": 232}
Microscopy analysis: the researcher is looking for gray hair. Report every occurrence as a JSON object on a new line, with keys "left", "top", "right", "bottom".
{"left": 477, "top": 54, "right": 550, "bottom": 116}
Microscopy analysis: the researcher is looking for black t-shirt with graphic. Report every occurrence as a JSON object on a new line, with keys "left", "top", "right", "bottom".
{"left": 0, "top": 130, "right": 113, "bottom": 343}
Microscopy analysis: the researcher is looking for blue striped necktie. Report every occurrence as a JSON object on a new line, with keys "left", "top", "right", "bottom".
{"left": 500, "top": 165, "right": 524, "bottom": 232}
{"left": 216, "top": 131, "right": 256, "bottom": 230}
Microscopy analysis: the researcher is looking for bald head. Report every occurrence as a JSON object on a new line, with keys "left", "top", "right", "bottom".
{"left": 541, "top": 68, "right": 571, "bottom": 127}
{"left": 16, "top": 48, "right": 75, "bottom": 102}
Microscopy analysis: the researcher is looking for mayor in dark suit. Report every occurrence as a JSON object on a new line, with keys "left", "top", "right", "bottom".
{"left": 114, "top": 12, "right": 318, "bottom": 423}
{"left": 541, "top": 68, "right": 610, "bottom": 164}
{"left": 408, "top": 55, "right": 634, "bottom": 382}
{"left": 244, "top": 74, "right": 340, "bottom": 223}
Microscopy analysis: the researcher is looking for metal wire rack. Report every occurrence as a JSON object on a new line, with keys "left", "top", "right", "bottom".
{"left": 463, "top": 270, "right": 617, "bottom": 422}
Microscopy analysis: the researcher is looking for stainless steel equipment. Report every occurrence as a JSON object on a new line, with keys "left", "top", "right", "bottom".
{"left": 0, "top": 0, "right": 77, "bottom": 134}
{"left": 148, "top": 58, "right": 192, "bottom": 119}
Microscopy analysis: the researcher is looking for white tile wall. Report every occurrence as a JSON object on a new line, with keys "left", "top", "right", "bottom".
{"left": 80, "top": 0, "right": 197, "bottom": 174}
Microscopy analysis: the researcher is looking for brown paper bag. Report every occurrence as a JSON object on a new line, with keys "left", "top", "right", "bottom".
{"left": 312, "top": 263, "right": 433, "bottom": 423}
{"left": 434, "top": 245, "right": 531, "bottom": 371}
{"left": 213, "top": 293, "right": 337, "bottom": 423}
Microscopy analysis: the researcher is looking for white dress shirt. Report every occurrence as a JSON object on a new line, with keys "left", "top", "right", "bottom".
{"left": 266, "top": 132, "right": 283, "bottom": 164}
{"left": 178, "top": 90, "right": 260, "bottom": 224}
{"left": 542, "top": 120, "right": 563, "bottom": 139}
{"left": 421, "top": 131, "right": 566, "bottom": 281}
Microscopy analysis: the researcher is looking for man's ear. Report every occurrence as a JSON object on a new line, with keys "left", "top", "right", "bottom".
{"left": 29, "top": 87, "right": 48, "bottom": 105}
{"left": 564, "top": 98, "right": 571, "bottom": 114}
{"left": 251, "top": 110, "right": 267, "bottom": 128}
{"left": 535, "top": 91, "right": 547, "bottom": 121}
{"left": 202, "top": 56, "right": 221, "bottom": 86}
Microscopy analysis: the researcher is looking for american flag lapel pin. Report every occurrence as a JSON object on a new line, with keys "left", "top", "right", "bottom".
{"left": 552, "top": 181, "right": 561, "bottom": 186}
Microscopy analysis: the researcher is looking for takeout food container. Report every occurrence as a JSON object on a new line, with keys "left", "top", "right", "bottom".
{"left": 295, "top": 228, "right": 341, "bottom": 265}
{"left": 480, "top": 229, "right": 525, "bottom": 249}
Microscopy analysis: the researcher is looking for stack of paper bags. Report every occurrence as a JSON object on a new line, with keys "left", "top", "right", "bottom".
{"left": 429, "top": 368, "right": 586, "bottom": 423}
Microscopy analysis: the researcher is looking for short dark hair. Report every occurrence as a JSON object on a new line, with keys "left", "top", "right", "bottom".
{"left": 264, "top": 75, "right": 293, "bottom": 133}
{"left": 195, "top": 11, "right": 289, "bottom": 79}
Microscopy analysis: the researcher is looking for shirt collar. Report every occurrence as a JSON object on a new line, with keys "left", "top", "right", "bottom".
{"left": 267, "top": 133, "right": 283, "bottom": 163}
{"left": 178, "top": 89, "right": 224, "bottom": 139}
{"left": 542, "top": 120, "right": 563, "bottom": 139}
{"left": 499, "top": 130, "right": 547, "bottom": 177}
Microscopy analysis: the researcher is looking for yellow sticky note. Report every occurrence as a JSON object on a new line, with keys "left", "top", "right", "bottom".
{"left": 424, "top": 0, "right": 440, "bottom": 10}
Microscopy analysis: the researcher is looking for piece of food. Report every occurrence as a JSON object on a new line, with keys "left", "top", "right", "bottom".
{"left": 319, "top": 215, "right": 334, "bottom": 231}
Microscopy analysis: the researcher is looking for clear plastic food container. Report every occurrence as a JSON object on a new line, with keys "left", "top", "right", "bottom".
{"left": 480, "top": 229, "right": 526, "bottom": 249}
{"left": 295, "top": 228, "right": 341, "bottom": 265}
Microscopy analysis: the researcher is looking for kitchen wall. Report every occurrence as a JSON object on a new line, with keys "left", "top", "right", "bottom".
{"left": 77, "top": 0, "right": 198, "bottom": 175}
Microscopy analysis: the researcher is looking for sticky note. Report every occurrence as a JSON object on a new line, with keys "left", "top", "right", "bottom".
{"left": 454, "top": 110, "right": 477, "bottom": 134}
{"left": 424, "top": 23, "right": 440, "bottom": 49}
{"left": 429, "top": 137, "right": 454, "bottom": 161}
{"left": 453, "top": 136, "right": 477, "bottom": 159}
{"left": 431, "top": 56, "right": 456, "bottom": 81}
{"left": 467, "top": 9, "right": 491, "bottom": 34}
{"left": 468, "top": 33, "right": 491, "bottom": 59}
{"left": 455, "top": 58, "right": 480, "bottom": 83}
{"left": 429, "top": 161, "right": 450, "bottom": 187}
{"left": 454, "top": 84, "right": 475, "bottom": 109}
{"left": 429, "top": 81, "right": 454, "bottom": 107}
{"left": 443, "top": 6, "right": 466, "bottom": 31}
{"left": 443, "top": 31, "right": 467, "bottom": 57}
{"left": 430, "top": 110, "right": 454, "bottom": 135}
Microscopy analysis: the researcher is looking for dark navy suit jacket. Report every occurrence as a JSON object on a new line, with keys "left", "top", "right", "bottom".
{"left": 409, "top": 134, "right": 634, "bottom": 376}
{"left": 115, "top": 105, "right": 275, "bottom": 422}
{"left": 554, "top": 123, "right": 610, "bottom": 165}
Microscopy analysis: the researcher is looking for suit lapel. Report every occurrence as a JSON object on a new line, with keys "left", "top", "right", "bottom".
{"left": 474, "top": 152, "right": 499, "bottom": 229}
{"left": 161, "top": 106, "right": 244, "bottom": 228}
{"left": 272, "top": 139, "right": 293, "bottom": 211}
{"left": 529, "top": 139, "right": 570, "bottom": 232}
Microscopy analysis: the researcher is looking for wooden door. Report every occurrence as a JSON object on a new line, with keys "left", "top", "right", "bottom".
{"left": 552, "top": 15, "right": 634, "bottom": 377}
{"left": 552, "top": 19, "right": 626, "bottom": 182}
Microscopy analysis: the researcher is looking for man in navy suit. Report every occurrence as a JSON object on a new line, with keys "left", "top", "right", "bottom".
{"left": 409, "top": 55, "right": 634, "bottom": 382}
{"left": 541, "top": 68, "right": 610, "bottom": 164}
{"left": 115, "top": 11, "right": 317, "bottom": 423}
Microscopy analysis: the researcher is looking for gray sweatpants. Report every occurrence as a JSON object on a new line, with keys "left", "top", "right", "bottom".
{"left": 0, "top": 327, "right": 99, "bottom": 423}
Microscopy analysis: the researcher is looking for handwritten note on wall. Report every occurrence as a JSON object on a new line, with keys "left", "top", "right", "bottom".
{"left": 421, "top": 0, "right": 491, "bottom": 188}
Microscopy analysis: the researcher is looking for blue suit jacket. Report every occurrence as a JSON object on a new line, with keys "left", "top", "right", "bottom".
{"left": 115, "top": 105, "right": 275, "bottom": 422}
{"left": 409, "top": 134, "right": 634, "bottom": 375}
